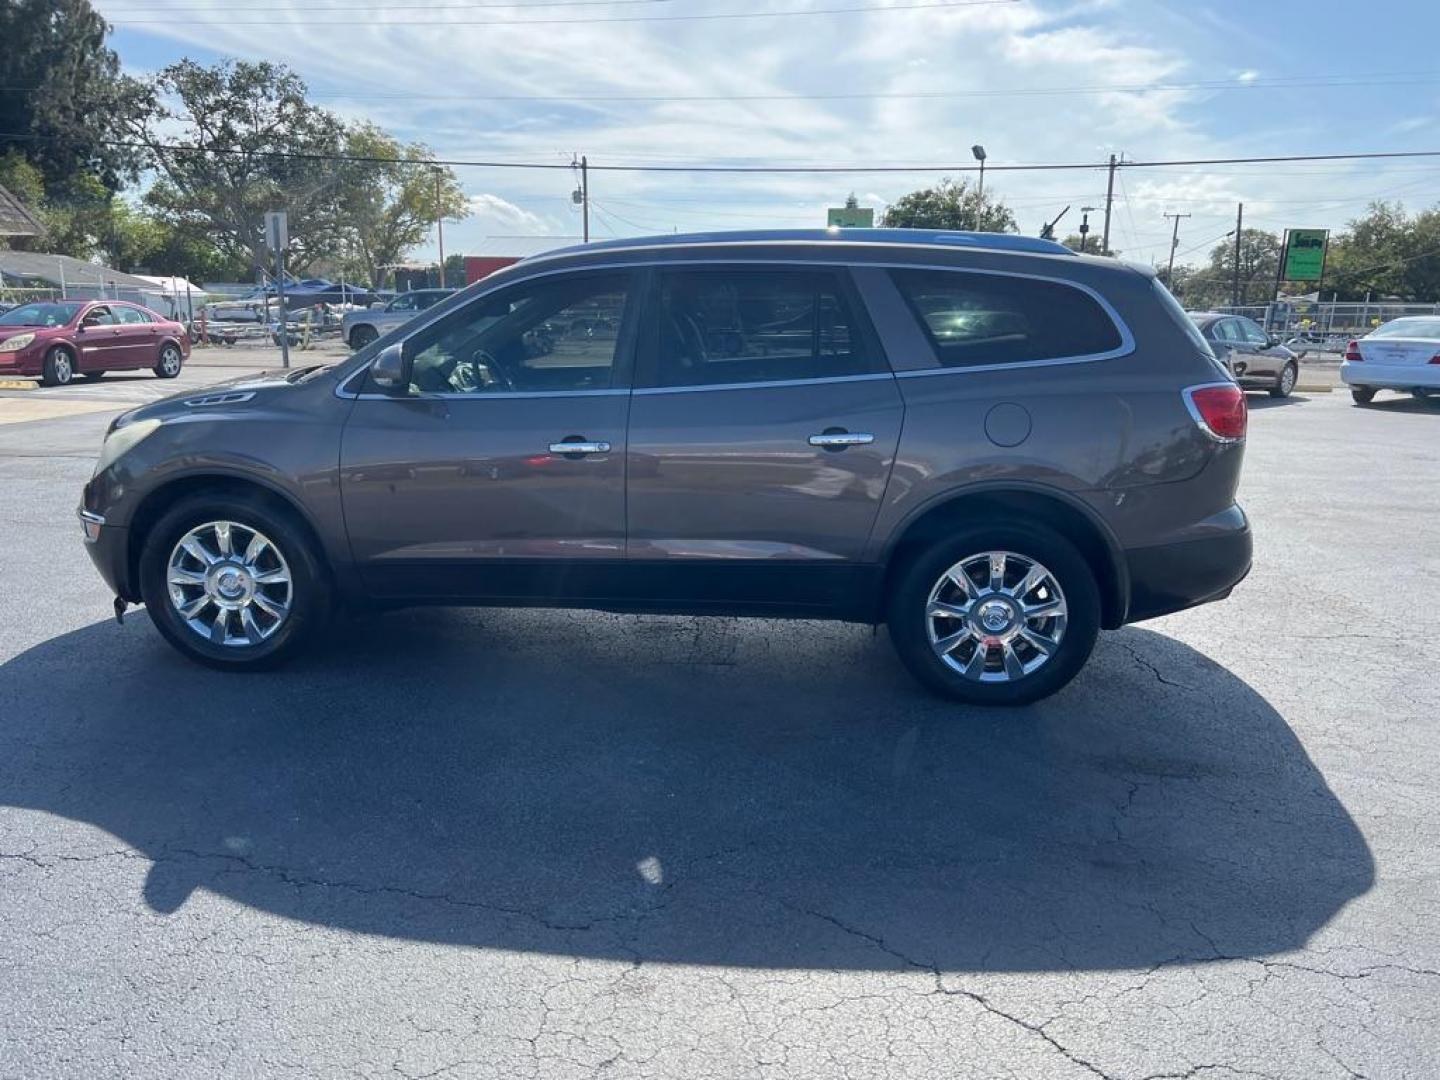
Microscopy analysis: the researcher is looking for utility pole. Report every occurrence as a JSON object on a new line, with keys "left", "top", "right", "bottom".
{"left": 971, "top": 144, "right": 987, "bottom": 206}
{"left": 1100, "top": 153, "right": 1118, "bottom": 257}
{"left": 1232, "top": 203, "right": 1244, "bottom": 308}
{"left": 433, "top": 168, "right": 446, "bottom": 289}
{"left": 581, "top": 155, "right": 590, "bottom": 243}
{"left": 1164, "top": 211, "right": 1191, "bottom": 284}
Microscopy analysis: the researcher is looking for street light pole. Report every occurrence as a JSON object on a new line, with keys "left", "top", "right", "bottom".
{"left": 1078, "top": 206, "right": 1096, "bottom": 253}
{"left": 971, "top": 144, "right": 987, "bottom": 209}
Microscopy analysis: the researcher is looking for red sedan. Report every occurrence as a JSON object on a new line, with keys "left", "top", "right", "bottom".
{"left": 0, "top": 300, "right": 190, "bottom": 386}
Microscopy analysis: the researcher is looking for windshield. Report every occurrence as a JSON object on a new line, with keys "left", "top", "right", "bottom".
{"left": 1371, "top": 317, "right": 1440, "bottom": 339}
{"left": 0, "top": 302, "right": 82, "bottom": 327}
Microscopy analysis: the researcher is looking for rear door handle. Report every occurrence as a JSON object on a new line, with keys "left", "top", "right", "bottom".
{"left": 549, "top": 439, "right": 611, "bottom": 456}
{"left": 808, "top": 431, "right": 875, "bottom": 448}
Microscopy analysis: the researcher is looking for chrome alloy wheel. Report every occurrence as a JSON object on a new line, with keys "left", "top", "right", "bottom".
{"left": 924, "top": 550, "right": 1068, "bottom": 683}
{"left": 166, "top": 521, "right": 293, "bottom": 647}
{"left": 159, "top": 345, "right": 182, "bottom": 375}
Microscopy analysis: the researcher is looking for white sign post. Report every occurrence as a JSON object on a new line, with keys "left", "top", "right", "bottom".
{"left": 265, "top": 211, "right": 291, "bottom": 368}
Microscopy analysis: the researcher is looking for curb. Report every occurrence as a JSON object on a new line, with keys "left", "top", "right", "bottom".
{"left": 1295, "top": 384, "right": 1334, "bottom": 393}
{"left": 0, "top": 379, "right": 37, "bottom": 391}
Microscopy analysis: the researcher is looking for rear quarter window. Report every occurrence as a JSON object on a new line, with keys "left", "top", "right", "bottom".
{"left": 890, "top": 268, "right": 1123, "bottom": 367}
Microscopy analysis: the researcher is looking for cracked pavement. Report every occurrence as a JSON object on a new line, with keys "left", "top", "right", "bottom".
{"left": 1, "top": 382, "right": 1438, "bottom": 1078}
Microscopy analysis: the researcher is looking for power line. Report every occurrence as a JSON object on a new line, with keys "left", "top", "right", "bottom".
{"left": 6, "top": 130, "right": 1440, "bottom": 176}
{"left": 101, "top": 0, "right": 1018, "bottom": 25}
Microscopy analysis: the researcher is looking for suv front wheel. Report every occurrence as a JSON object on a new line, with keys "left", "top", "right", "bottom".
{"left": 887, "top": 521, "right": 1101, "bottom": 706}
{"left": 139, "top": 494, "right": 330, "bottom": 670}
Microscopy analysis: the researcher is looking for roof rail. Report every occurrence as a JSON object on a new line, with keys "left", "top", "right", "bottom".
{"left": 532, "top": 228, "right": 1076, "bottom": 261}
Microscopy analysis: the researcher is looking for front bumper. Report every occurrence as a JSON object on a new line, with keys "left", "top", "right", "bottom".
{"left": 1341, "top": 359, "right": 1440, "bottom": 391}
{"left": 80, "top": 507, "right": 138, "bottom": 601}
{"left": 1124, "top": 505, "right": 1252, "bottom": 623}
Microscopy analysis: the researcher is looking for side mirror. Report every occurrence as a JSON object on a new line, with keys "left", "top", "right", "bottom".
{"left": 370, "top": 342, "right": 409, "bottom": 395}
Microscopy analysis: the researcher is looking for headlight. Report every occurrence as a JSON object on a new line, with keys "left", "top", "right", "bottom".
{"left": 0, "top": 333, "right": 35, "bottom": 352}
{"left": 95, "top": 418, "right": 161, "bottom": 474}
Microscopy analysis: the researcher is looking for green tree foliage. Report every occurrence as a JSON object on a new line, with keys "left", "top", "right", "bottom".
{"left": 1173, "top": 229, "right": 1282, "bottom": 309}
{"left": 1060, "top": 233, "right": 1117, "bottom": 256}
{"left": 0, "top": 0, "right": 148, "bottom": 195}
{"left": 336, "top": 124, "right": 469, "bottom": 288}
{"left": 121, "top": 59, "right": 349, "bottom": 275}
{"left": 1326, "top": 202, "right": 1440, "bottom": 301}
{"left": 880, "top": 178, "right": 1017, "bottom": 233}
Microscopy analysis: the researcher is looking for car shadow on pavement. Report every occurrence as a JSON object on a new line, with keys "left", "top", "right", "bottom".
{"left": 0, "top": 608, "right": 1373, "bottom": 973}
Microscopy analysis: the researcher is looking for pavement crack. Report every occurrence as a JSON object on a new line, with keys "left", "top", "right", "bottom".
{"left": 789, "top": 903, "right": 1120, "bottom": 1080}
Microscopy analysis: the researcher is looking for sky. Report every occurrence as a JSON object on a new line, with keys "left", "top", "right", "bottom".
{"left": 98, "top": 0, "right": 1440, "bottom": 270}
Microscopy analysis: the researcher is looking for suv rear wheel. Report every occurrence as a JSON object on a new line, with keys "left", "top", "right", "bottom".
{"left": 887, "top": 521, "right": 1101, "bottom": 706}
{"left": 139, "top": 494, "right": 330, "bottom": 670}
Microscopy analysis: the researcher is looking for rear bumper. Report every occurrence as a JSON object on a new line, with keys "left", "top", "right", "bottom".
{"left": 1341, "top": 359, "right": 1440, "bottom": 390}
{"left": 1124, "top": 505, "right": 1252, "bottom": 623}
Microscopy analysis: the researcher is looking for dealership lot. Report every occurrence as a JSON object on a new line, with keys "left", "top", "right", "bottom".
{"left": 0, "top": 368, "right": 1437, "bottom": 1078}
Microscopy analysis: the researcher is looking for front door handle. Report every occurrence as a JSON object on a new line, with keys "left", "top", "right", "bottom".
{"left": 548, "top": 439, "right": 612, "bottom": 456}
{"left": 808, "top": 431, "right": 875, "bottom": 448}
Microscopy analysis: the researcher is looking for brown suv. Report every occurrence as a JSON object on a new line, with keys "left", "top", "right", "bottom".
{"left": 80, "top": 229, "right": 1251, "bottom": 705}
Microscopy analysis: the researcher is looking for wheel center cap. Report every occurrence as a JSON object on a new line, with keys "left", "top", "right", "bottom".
{"left": 212, "top": 566, "right": 251, "bottom": 601}
{"left": 978, "top": 599, "right": 1013, "bottom": 634}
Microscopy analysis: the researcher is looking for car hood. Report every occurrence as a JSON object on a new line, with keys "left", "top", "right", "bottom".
{"left": 112, "top": 366, "right": 336, "bottom": 430}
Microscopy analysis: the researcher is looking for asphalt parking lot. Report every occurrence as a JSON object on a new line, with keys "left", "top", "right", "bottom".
{"left": 1, "top": 357, "right": 1436, "bottom": 1079}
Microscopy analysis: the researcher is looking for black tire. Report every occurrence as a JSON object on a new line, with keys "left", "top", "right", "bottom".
{"left": 40, "top": 346, "right": 75, "bottom": 387}
{"left": 153, "top": 342, "right": 183, "bottom": 379}
{"left": 887, "top": 520, "right": 1101, "bottom": 707}
{"left": 1350, "top": 387, "right": 1376, "bottom": 405}
{"left": 139, "top": 493, "right": 331, "bottom": 671}
{"left": 349, "top": 325, "right": 379, "bottom": 350}
{"left": 82, "top": 370, "right": 105, "bottom": 381}
{"left": 1270, "top": 361, "right": 1297, "bottom": 398}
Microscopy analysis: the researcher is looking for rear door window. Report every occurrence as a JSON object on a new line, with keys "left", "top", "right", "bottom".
{"left": 889, "top": 268, "right": 1123, "bottom": 367}
{"left": 643, "top": 267, "right": 882, "bottom": 388}
{"left": 114, "top": 306, "right": 150, "bottom": 325}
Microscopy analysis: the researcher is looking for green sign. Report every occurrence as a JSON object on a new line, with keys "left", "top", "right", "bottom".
{"left": 827, "top": 206, "right": 874, "bottom": 228}
{"left": 1282, "top": 228, "right": 1328, "bottom": 281}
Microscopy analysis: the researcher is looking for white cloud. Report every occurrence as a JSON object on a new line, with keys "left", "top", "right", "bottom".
{"left": 99, "top": 0, "right": 1438, "bottom": 267}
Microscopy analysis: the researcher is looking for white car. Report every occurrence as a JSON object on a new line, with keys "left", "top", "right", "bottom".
{"left": 1342, "top": 316, "right": 1440, "bottom": 405}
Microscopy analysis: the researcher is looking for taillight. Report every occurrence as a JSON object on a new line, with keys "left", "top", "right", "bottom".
{"left": 1184, "top": 383, "right": 1247, "bottom": 442}
{"left": 1430, "top": 353, "right": 1440, "bottom": 365}
{"left": 1344, "top": 340, "right": 1363, "bottom": 361}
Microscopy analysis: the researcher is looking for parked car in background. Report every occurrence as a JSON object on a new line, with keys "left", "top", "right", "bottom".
{"left": 80, "top": 229, "right": 1251, "bottom": 706}
{"left": 341, "top": 288, "right": 456, "bottom": 349}
{"left": 1189, "top": 313, "right": 1299, "bottom": 397}
{"left": 206, "top": 289, "right": 271, "bottom": 323}
{"left": 1341, "top": 316, "right": 1440, "bottom": 405}
{"left": 0, "top": 300, "right": 188, "bottom": 386}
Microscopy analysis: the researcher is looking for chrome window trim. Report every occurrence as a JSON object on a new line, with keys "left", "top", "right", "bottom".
{"left": 334, "top": 253, "right": 1136, "bottom": 398}
{"left": 342, "top": 385, "right": 630, "bottom": 402}
{"left": 633, "top": 372, "right": 894, "bottom": 396}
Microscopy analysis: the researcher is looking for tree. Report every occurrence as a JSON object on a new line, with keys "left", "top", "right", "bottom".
{"left": 1060, "top": 233, "right": 1117, "bottom": 257}
{"left": 335, "top": 124, "right": 468, "bottom": 288}
{"left": 1168, "top": 229, "right": 1281, "bottom": 309}
{"left": 1326, "top": 202, "right": 1440, "bottom": 301}
{"left": 121, "top": 60, "right": 349, "bottom": 276}
{"left": 0, "top": 0, "right": 148, "bottom": 196}
{"left": 881, "top": 178, "right": 1017, "bottom": 233}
